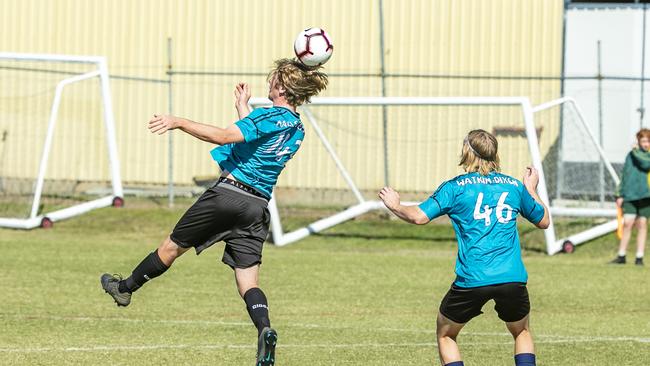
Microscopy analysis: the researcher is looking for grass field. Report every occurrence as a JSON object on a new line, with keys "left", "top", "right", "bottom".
{"left": 1, "top": 198, "right": 649, "bottom": 365}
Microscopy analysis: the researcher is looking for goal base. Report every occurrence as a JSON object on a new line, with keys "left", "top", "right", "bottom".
{"left": 270, "top": 199, "right": 418, "bottom": 246}
{"left": 554, "top": 219, "right": 617, "bottom": 252}
{"left": 0, "top": 195, "right": 120, "bottom": 229}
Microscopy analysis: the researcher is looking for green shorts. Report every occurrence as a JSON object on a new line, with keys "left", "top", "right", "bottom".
{"left": 622, "top": 198, "right": 650, "bottom": 218}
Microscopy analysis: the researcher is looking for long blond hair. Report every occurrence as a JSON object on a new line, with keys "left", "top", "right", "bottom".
{"left": 459, "top": 129, "right": 500, "bottom": 175}
{"left": 268, "top": 58, "right": 328, "bottom": 106}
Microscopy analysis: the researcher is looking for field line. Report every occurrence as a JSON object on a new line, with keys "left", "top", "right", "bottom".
{"left": 3, "top": 314, "right": 649, "bottom": 347}
{"left": 2, "top": 336, "right": 650, "bottom": 354}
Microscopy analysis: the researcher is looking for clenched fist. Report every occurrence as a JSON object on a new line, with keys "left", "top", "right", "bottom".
{"left": 379, "top": 187, "right": 401, "bottom": 210}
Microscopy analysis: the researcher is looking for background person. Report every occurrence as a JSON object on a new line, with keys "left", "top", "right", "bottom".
{"left": 611, "top": 128, "right": 650, "bottom": 266}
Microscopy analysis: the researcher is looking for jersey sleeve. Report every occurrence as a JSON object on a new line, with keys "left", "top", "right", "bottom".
{"left": 418, "top": 181, "right": 455, "bottom": 220}
{"left": 234, "top": 108, "right": 277, "bottom": 143}
{"left": 520, "top": 187, "right": 545, "bottom": 224}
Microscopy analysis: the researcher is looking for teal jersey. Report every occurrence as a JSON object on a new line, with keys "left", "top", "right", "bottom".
{"left": 210, "top": 106, "right": 304, "bottom": 198}
{"left": 418, "top": 172, "right": 545, "bottom": 288}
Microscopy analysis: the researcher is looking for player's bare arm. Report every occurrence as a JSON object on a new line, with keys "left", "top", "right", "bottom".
{"left": 522, "top": 166, "right": 550, "bottom": 229}
{"left": 148, "top": 114, "right": 245, "bottom": 145}
{"left": 147, "top": 82, "right": 252, "bottom": 145}
{"left": 379, "top": 187, "right": 430, "bottom": 225}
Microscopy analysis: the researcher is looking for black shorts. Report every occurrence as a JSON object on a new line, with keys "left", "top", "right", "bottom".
{"left": 170, "top": 180, "right": 270, "bottom": 269}
{"left": 439, "top": 282, "right": 530, "bottom": 324}
{"left": 622, "top": 197, "right": 650, "bottom": 218}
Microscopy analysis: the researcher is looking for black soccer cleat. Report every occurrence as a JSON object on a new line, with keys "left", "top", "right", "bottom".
{"left": 636, "top": 257, "right": 644, "bottom": 266}
{"left": 100, "top": 273, "right": 131, "bottom": 307}
{"left": 256, "top": 327, "right": 277, "bottom": 366}
{"left": 609, "top": 255, "right": 626, "bottom": 265}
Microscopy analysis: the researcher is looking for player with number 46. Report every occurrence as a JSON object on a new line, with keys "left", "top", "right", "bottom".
{"left": 378, "top": 129, "right": 550, "bottom": 366}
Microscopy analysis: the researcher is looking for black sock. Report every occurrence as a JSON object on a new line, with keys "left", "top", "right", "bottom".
{"left": 244, "top": 288, "right": 271, "bottom": 335}
{"left": 118, "top": 250, "right": 169, "bottom": 293}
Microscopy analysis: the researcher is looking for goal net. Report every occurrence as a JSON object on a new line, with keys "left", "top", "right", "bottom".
{"left": 533, "top": 97, "right": 619, "bottom": 253}
{"left": 0, "top": 53, "right": 123, "bottom": 229}
{"left": 249, "top": 96, "right": 618, "bottom": 255}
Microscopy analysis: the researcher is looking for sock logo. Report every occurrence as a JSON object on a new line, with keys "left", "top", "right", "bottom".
{"left": 143, "top": 275, "right": 150, "bottom": 281}
{"left": 251, "top": 304, "right": 268, "bottom": 310}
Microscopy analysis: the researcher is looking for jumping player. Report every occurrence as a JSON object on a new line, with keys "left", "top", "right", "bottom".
{"left": 378, "top": 129, "right": 549, "bottom": 366}
{"left": 100, "top": 59, "right": 328, "bottom": 366}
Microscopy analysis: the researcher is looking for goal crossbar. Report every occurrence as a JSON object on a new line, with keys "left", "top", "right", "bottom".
{"left": 250, "top": 96, "right": 569, "bottom": 254}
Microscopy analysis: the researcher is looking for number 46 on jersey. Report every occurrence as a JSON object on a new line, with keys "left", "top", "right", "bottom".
{"left": 473, "top": 192, "right": 513, "bottom": 226}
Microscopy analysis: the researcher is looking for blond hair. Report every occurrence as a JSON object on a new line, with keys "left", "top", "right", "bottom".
{"left": 459, "top": 129, "right": 500, "bottom": 175}
{"left": 267, "top": 58, "right": 328, "bottom": 106}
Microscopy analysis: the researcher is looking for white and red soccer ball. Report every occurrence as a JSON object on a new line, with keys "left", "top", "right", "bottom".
{"left": 294, "top": 28, "right": 333, "bottom": 67}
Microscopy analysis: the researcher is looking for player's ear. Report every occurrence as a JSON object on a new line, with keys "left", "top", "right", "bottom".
{"left": 277, "top": 84, "right": 287, "bottom": 95}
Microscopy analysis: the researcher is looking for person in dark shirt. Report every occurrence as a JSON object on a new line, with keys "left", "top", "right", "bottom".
{"left": 611, "top": 128, "right": 650, "bottom": 266}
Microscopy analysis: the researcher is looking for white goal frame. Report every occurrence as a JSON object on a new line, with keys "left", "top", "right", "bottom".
{"left": 532, "top": 97, "right": 620, "bottom": 252}
{"left": 0, "top": 53, "right": 123, "bottom": 229}
{"left": 250, "top": 96, "right": 620, "bottom": 255}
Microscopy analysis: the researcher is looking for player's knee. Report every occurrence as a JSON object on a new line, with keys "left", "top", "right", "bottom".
{"left": 624, "top": 218, "right": 636, "bottom": 229}
{"left": 437, "top": 331, "right": 457, "bottom": 342}
{"left": 506, "top": 317, "right": 530, "bottom": 338}
{"left": 436, "top": 323, "right": 459, "bottom": 341}
{"left": 508, "top": 326, "right": 528, "bottom": 338}
{"left": 234, "top": 267, "right": 260, "bottom": 297}
{"left": 237, "top": 282, "right": 258, "bottom": 297}
{"left": 157, "top": 236, "right": 187, "bottom": 263}
{"left": 636, "top": 219, "right": 647, "bottom": 230}
{"left": 236, "top": 277, "right": 260, "bottom": 297}
{"left": 236, "top": 273, "right": 259, "bottom": 292}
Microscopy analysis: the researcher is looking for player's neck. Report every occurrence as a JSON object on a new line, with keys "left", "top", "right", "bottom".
{"left": 271, "top": 98, "right": 297, "bottom": 113}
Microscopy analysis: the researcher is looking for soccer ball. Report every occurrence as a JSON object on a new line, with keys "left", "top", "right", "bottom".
{"left": 293, "top": 28, "right": 333, "bottom": 67}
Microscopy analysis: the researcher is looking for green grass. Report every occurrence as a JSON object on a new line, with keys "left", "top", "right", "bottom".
{"left": 1, "top": 199, "right": 649, "bottom": 365}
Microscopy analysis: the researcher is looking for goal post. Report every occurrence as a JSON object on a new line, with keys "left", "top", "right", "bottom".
{"left": 532, "top": 96, "right": 620, "bottom": 253}
{"left": 250, "top": 97, "right": 568, "bottom": 253}
{"left": 0, "top": 53, "right": 123, "bottom": 229}
{"left": 251, "top": 96, "right": 619, "bottom": 255}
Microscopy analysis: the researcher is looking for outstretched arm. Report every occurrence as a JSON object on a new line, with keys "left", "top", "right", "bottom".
{"left": 378, "top": 187, "right": 430, "bottom": 225}
{"left": 147, "top": 82, "right": 255, "bottom": 145}
{"left": 522, "top": 166, "right": 550, "bottom": 229}
{"left": 148, "top": 115, "right": 244, "bottom": 145}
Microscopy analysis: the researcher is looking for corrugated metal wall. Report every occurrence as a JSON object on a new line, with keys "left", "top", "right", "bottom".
{"left": 0, "top": 0, "right": 564, "bottom": 194}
